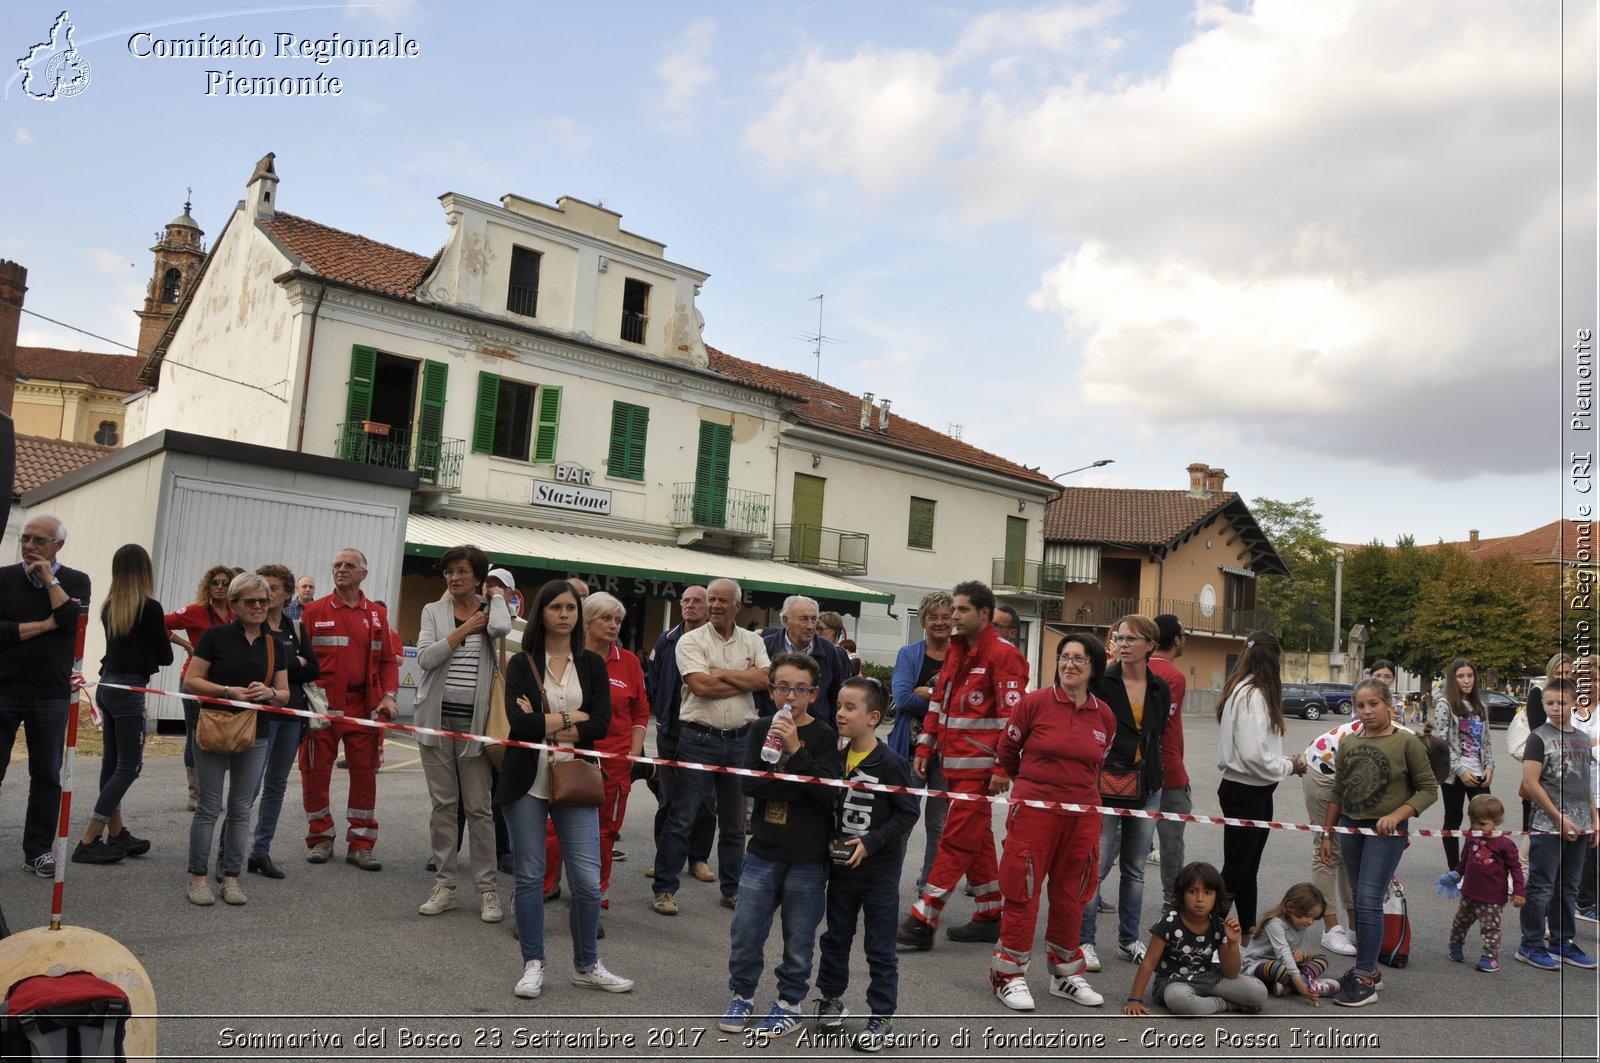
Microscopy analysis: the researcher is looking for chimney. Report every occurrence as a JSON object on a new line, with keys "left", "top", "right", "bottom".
{"left": 859, "top": 391, "right": 874, "bottom": 430}
{"left": 1204, "top": 466, "right": 1227, "bottom": 494}
{"left": 1187, "top": 462, "right": 1209, "bottom": 499}
{"left": 245, "top": 152, "right": 278, "bottom": 221}
{"left": 1469, "top": 529, "right": 1479, "bottom": 544}
{"left": 0, "top": 260, "right": 26, "bottom": 416}
{"left": 877, "top": 398, "right": 891, "bottom": 434}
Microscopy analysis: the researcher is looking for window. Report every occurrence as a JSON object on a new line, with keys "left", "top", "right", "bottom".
{"left": 472, "top": 372, "right": 560, "bottom": 461}
{"left": 907, "top": 497, "right": 935, "bottom": 550}
{"left": 160, "top": 267, "right": 181, "bottom": 303}
{"left": 607, "top": 401, "right": 649, "bottom": 480}
{"left": 692, "top": 420, "right": 732, "bottom": 526}
{"left": 507, "top": 246, "right": 541, "bottom": 318}
{"left": 621, "top": 278, "right": 649, "bottom": 344}
{"left": 1003, "top": 515, "right": 1027, "bottom": 587}
{"left": 94, "top": 420, "right": 119, "bottom": 446}
{"left": 493, "top": 380, "right": 537, "bottom": 460}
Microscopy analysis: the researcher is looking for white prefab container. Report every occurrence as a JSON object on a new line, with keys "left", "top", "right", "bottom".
{"left": 20, "top": 429, "right": 416, "bottom": 722}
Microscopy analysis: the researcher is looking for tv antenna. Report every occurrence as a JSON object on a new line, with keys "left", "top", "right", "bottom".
{"left": 791, "top": 294, "right": 842, "bottom": 378}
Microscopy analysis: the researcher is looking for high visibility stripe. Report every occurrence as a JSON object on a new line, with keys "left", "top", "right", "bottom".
{"left": 943, "top": 756, "right": 996, "bottom": 770}
{"left": 306, "top": 806, "right": 331, "bottom": 819}
{"left": 1044, "top": 941, "right": 1087, "bottom": 977}
{"left": 974, "top": 896, "right": 1003, "bottom": 914}
{"left": 312, "top": 636, "right": 350, "bottom": 647}
{"left": 990, "top": 943, "right": 1031, "bottom": 977}
{"left": 347, "top": 807, "right": 376, "bottom": 819}
{"left": 970, "top": 879, "right": 1000, "bottom": 895}
{"left": 347, "top": 826, "right": 378, "bottom": 837}
{"left": 943, "top": 716, "right": 1004, "bottom": 730}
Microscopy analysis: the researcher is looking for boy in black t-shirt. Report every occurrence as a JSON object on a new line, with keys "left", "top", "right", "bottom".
{"left": 718, "top": 653, "right": 841, "bottom": 1040}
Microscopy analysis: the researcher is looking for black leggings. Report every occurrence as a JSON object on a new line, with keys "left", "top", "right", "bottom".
{"left": 1440, "top": 779, "right": 1490, "bottom": 870}
{"left": 1218, "top": 779, "right": 1278, "bottom": 933}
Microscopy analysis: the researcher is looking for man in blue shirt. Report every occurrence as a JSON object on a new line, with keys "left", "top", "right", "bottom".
{"left": 755, "top": 595, "right": 846, "bottom": 727}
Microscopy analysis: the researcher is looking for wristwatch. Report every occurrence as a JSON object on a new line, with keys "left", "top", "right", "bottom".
{"left": 47, "top": 578, "right": 60, "bottom": 588}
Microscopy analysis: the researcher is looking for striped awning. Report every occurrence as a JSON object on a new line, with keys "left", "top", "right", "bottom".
{"left": 1219, "top": 564, "right": 1257, "bottom": 578}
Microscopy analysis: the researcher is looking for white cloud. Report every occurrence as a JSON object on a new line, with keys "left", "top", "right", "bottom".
{"left": 85, "top": 248, "right": 134, "bottom": 276}
{"left": 950, "top": 2, "right": 1122, "bottom": 64}
{"left": 13, "top": 128, "right": 32, "bottom": 147}
{"left": 344, "top": 0, "right": 423, "bottom": 29}
{"left": 653, "top": 18, "right": 716, "bottom": 127}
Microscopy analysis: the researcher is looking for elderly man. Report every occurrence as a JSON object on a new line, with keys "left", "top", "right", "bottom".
{"left": 645, "top": 586, "right": 717, "bottom": 884}
{"left": 300, "top": 548, "right": 399, "bottom": 871}
{"left": 285, "top": 575, "right": 316, "bottom": 621}
{"left": 0, "top": 514, "right": 91, "bottom": 877}
{"left": 754, "top": 595, "right": 847, "bottom": 727}
{"left": 652, "top": 578, "right": 769, "bottom": 915}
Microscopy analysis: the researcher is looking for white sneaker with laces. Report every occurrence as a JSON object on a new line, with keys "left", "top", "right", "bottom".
{"left": 572, "top": 962, "right": 634, "bottom": 993}
{"left": 995, "top": 978, "right": 1036, "bottom": 1011}
{"left": 514, "top": 959, "right": 545, "bottom": 999}
{"left": 1118, "top": 939, "right": 1147, "bottom": 964}
{"left": 1049, "top": 974, "right": 1105, "bottom": 1006}
{"left": 1321, "top": 925, "right": 1358, "bottom": 956}
{"left": 1079, "top": 943, "right": 1102, "bottom": 972}
{"left": 418, "top": 885, "right": 458, "bottom": 916}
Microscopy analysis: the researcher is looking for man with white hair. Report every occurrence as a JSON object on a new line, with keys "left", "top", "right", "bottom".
{"left": 755, "top": 595, "right": 847, "bottom": 727}
{"left": 0, "top": 514, "right": 91, "bottom": 877}
{"left": 652, "top": 577, "right": 770, "bottom": 915}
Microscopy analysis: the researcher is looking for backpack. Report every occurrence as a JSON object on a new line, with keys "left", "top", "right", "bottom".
{"left": 0, "top": 970, "right": 130, "bottom": 1061}
{"left": 1379, "top": 877, "right": 1411, "bottom": 968}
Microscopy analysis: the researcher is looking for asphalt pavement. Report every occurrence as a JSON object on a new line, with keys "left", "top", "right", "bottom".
{"left": 2, "top": 709, "right": 1597, "bottom": 1061}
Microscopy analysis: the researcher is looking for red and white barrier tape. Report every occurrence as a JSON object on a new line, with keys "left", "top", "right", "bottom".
{"left": 98, "top": 682, "right": 1556, "bottom": 839}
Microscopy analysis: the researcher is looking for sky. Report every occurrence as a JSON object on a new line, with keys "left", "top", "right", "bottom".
{"left": 2, "top": 0, "right": 1592, "bottom": 547}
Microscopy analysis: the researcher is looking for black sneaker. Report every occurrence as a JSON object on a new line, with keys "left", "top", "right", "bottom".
{"left": 109, "top": 829, "right": 151, "bottom": 857}
{"left": 946, "top": 918, "right": 1000, "bottom": 943}
{"left": 71, "top": 839, "right": 126, "bottom": 865}
{"left": 896, "top": 916, "right": 934, "bottom": 951}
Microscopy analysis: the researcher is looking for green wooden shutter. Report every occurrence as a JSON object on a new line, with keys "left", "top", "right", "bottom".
{"left": 1004, "top": 515, "right": 1028, "bottom": 587}
{"left": 345, "top": 345, "right": 376, "bottom": 423}
{"left": 415, "top": 360, "right": 448, "bottom": 481}
{"left": 471, "top": 372, "right": 500, "bottom": 454}
{"left": 908, "top": 497, "right": 935, "bottom": 550}
{"left": 533, "top": 385, "right": 563, "bottom": 463}
{"left": 692, "top": 421, "right": 732, "bottom": 527}
{"left": 792, "top": 473, "right": 826, "bottom": 564}
{"left": 607, "top": 402, "right": 649, "bottom": 481}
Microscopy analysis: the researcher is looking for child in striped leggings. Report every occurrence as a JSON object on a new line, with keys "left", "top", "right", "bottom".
{"left": 1242, "top": 883, "right": 1342, "bottom": 1002}
{"left": 1444, "top": 795, "right": 1525, "bottom": 973}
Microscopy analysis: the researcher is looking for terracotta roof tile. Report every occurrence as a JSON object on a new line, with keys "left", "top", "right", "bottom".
{"left": 13, "top": 434, "right": 114, "bottom": 497}
{"left": 259, "top": 212, "right": 433, "bottom": 301}
{"left": 16, "top": 347, "right": 143, "bottom": 392}
{"left": 705, "top": 346, "right": 1055, "bottom": 487}
{"left": 1046, "top": 486, "right": 1288, "bottom": 575}
{"left": 1427, "top": 520, "right": 1591, "bottom": 564}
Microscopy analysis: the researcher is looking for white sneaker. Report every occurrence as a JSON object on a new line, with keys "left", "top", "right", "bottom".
{"left": 481, "top": 891, "right": 503, "bottom": 923}
{"left": 1322, "top": 925, "right": 1358, "bottom": 956}
{"left": 1080, "top": 944, "right": 1102, "bottom": 972}
{"left": 1049, "top": 974, "right": 1105, "bottom": 1007}
{"left": 514, "top": 959, "right": 545, "bottom": 999}
{"left": 995, "top": 977, "right": 1036, "bottom": 1011}
{"left": 572, "top": 962, "right": 634, "bottom": 993}
{"left": 419, "top": 886, "right": 458, "bottom": 916}
{"left": 1118, "top": 940, "right": 1147, "bottom": 965}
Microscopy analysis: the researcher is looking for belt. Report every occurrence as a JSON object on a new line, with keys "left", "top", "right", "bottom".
{"left": 681, "top": 720, "right": 751, "bottom": 739}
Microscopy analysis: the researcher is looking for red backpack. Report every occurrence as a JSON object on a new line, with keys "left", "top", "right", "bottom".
{"left": 0, "top": 971, "right": 130, "bottom": 1061}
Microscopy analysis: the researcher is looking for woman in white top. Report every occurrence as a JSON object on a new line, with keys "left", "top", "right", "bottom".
{"left": 495, "top": 579, "right": 631, "bottom": 1000}
{"left": 1215, "top": 630, "right": 1307, "bottom": 934}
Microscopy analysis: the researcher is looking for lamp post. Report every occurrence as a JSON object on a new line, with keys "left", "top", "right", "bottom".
{"left": 1051, "top": 459, "right": 1114, "bottom": 481}
{"left": 1331, "top": 547, "right": 1346, "bottom": 680}
{"left": 1306, "top": 599, "right": 1319, "bottom": 681}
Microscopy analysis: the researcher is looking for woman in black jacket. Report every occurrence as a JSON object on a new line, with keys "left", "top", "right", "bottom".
{"left": 496, "top": 579, "right": 631, "bottom": 1000}
{"left": 1078, "top": 614, "right": 1170, "bottom": 972}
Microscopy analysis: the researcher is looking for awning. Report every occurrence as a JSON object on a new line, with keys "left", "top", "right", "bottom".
{"left": 1219, "top": 564, "right": 1257, "bottom": 579}
{"left": 405, "top": 513, "right": 894, "bottom": 605}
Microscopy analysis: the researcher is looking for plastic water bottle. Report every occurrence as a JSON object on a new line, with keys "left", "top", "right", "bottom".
{"left": 760, "top": 705, "right": 792, "bottom": 764}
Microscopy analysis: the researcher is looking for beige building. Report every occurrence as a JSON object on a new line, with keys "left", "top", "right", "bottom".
{"left": 12, "top": 347, "right": 141, "bottom": 447}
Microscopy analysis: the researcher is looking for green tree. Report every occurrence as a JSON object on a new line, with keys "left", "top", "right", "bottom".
{"left": 1342, "top": 536, "right": 1443, "bottom": 681}
{"left": 1251, "top": 497, "right": 1335, "bottom": 651}
{"left": 1407, "top": 546, "right": 1561, "bottom": 683}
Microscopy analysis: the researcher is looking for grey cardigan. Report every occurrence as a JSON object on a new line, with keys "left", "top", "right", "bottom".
{"left": 415, "top": 593, "right": 513, "bottom": 755}
{"left": 1432, "top": 695, "right": 1495, "bottom": 782}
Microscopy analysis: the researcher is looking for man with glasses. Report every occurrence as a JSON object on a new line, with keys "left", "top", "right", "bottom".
{"left": 992, "top": 604, "right": 1022, "bottom": 647}
{"left": 300, "top": 547, "right": 399, "bottom": 871}
{"left": 0, "top": 515, "right": 90, "bottom": 877}
{"left": 644, "top": 586, "right": 717, "bottom": 885}
{"left": 755, "top": 595, "right": 847, "bottom": 727}
{"left": 653, "top": 578, "right": 769, "bottom": 915}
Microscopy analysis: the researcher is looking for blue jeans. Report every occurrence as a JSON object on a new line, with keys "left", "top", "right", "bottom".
{"left": 1337, "top": 816, "right": 1408, "bottom": 975}
{"left": 816, "top": 865, "right": 901, "bottom": 1017}
{"left": 1081, "top": 790, "right": 1161, "bottom": 949}
{"left": 250, "top": 716, "right": 304, "bottom": 857}
{"left": 0, "top": 694, "right": 70, "bottom": 860}
{"left": 916, "top": 757, "right": 948, "bottom": 891}
{"left": 189, "top": 738, "right": 267, "bottom": 876}
{"left": 504, "top": 793, "right": 601, "bottom": 970}
{"left": 1522, "top": 834, "right": 1587, "bottom": 948}
{"left": 654, "top": 727, "right": 747, "bottom": 898}
{"left": 90, "top": 675, "right": 148, "bottom": 825}
{"left": 728, "top": 853, "right": 829, "bottom": 1005}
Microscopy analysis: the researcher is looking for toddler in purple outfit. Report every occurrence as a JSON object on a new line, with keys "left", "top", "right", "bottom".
{"left": 1445, "top": 794, "right": 1525, "bottom": 972}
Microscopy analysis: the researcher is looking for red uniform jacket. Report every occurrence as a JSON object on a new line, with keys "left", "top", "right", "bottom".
{"left": 598, "top": 643, "right": 650, "bottom": 759}
{"left": 302, "top": 593, "right": 400, "bottom": 718}
{"left": 916, "top": 624, "right": 1028, "bottom": 779}
{"left": 995, "top": 685, "right": 1117, "bottom": 807}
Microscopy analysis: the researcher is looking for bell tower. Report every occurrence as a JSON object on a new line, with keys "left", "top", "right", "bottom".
{"left": 135, "top": 192, "right": 206, "bottom": 356}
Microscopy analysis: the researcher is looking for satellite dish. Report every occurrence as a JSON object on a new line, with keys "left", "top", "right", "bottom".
{"left": 1199, "top": 584, "right": 1217, "bottom": 618}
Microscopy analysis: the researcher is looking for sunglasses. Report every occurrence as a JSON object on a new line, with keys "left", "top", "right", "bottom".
{"left": 234, "top": 597, "right": 270, "bottom": 607}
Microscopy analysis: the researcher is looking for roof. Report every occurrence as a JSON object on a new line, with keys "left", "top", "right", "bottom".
{"left": 13, "top": 434, "right": 114, "bottom": 497}
{"left": 16, "top": 347, "right": 144, "bottom": 393}
{"left": 259, "top": 212, "right": 434, "bottom": 302}
{"left": 1425, "top": 520, "right": 1592, "bottom": 565}
{"left": 1045, "top": 487, "right": 1288, "bottom": 576}
{"left": 705, "top": 347, "right": 1056, "bottom": 488}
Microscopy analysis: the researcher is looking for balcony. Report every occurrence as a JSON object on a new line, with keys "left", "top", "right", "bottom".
{"left": 621, "top": 309, "right": 648, "bottom": 344}
{"left": 773, "top": 524, "right": 869, "bottom": 575}
{"left": 670, "top": 482, "right": 770, "bottom": 537}
{"left": 991, "top": 557, "right": 1068, "bottom": 596}
{"left": 1055, "top": 594, "right": 1273, "bottom": 637}
{"left": 336, "top": 422, "right": 464, "bottom": 493}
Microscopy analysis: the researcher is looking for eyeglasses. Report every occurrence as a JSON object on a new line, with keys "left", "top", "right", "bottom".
{"left": 1110, "top": 634, "right": 1149, "bottom": 644}
{"left": 17, "top": 534, "right": 61, "bottom": 546}
{"left": 770, "top": 684, "right": 817, "bottom": 698}
{"left": 1058, "top": 654, "right": 1091, "bottom": 666}
{"left": 210, "top": 578, "right": 231, "bottom": 586}
{"left": 234, "top": 597, "right": 270, "bottom": 607}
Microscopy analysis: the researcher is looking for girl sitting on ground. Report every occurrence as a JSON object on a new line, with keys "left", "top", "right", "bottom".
{"left": 1241, "top": 882, "right": 1341, "bottom": 1003}
{"left": 1122, "top": 861, "right": 1268, "bottom": 1017}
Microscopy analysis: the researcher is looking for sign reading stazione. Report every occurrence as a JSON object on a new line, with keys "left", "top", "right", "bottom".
{"left": 530, "top": 462, "right": 612, "bottom": 515}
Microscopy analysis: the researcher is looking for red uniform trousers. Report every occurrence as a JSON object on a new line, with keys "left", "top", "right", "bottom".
{"left": 990, "top": 806, "right": 1101, "bottom": 984}
{"left": 544, "top": 756, "right": 632, "bottom": 906}
{"left": 911, "top": 776, "right": 1001, "bottom": 928}
{"left": 300, "top": 716, "right": 381, "bottom": 851}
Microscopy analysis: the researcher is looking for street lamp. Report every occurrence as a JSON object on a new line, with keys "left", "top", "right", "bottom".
{"left": 1051, "top": 459, "right": 1114, "bottom": 481}
{"left": 1306, "top": 599, "right": 1319, "bottom": 681}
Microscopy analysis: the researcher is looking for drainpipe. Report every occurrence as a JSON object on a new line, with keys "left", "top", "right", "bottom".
{"left": 294, "top": 280, "right": 328, "bottom": 453}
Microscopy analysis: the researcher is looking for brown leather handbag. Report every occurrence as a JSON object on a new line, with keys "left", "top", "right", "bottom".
{"left": 197, "top": 634, "right": 273, "bottom": 755}
{"left": 528, "top": 656, "right": 603, "bottom": 807}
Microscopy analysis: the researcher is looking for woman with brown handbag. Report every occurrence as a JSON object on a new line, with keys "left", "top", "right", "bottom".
{"left": 181, "top": 572, "right": 288, "bottom": 907}
{"left": 495, "top": 579, "right": 631, "bottom": 1000}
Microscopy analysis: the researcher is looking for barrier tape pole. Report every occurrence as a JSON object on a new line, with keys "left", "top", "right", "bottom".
{"left": 50, "top": 613, "right": 90, "bottom": 930}
{"left": 96, "top": 681, "right": 1551, "bottom": 840}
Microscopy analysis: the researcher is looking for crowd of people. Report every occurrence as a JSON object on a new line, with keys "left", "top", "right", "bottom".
{"left": 0, "top": 515, "right": 1595, "bottom": 1051}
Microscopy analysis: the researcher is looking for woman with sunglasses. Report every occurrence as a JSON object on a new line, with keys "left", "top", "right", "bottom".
{"left": 166, "top": 564, "right": 240, "bottom": 811}
{"left": 180, "top": 573, "right": 288, "bottom": 906}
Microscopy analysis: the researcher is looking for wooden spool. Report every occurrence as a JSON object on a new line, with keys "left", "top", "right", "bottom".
{"left": 0, "top": 925, "right": 156, "bottom": 1057}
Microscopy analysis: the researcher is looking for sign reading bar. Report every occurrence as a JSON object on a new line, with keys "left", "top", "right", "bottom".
{"left": 531, "top": 479, "right": 612, "bottom": 515}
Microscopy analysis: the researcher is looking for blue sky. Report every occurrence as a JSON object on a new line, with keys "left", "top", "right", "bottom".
{"left": 2, "top": 1, "right": 1586, "bottom": 545}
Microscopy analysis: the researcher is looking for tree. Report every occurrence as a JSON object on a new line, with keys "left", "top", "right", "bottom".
{"left": 1408, "top": 546, "right": 1562, "bottom": 683}
{"left": 1342, "top": 536, "right": 1443, "bottom": 681}
{"left": 1251, "top": 497, "right": 1336, "bottom": 651}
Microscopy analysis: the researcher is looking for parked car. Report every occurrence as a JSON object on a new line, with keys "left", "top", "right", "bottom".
{"left": 1311, "top": 682, "right": 1355, "bottom": 715}
{"left": 1481, "top": 690, "right": 1522, "bottom": 729}
{"left": 1283, "top": 684, "right": 1332, "bottom": 721}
